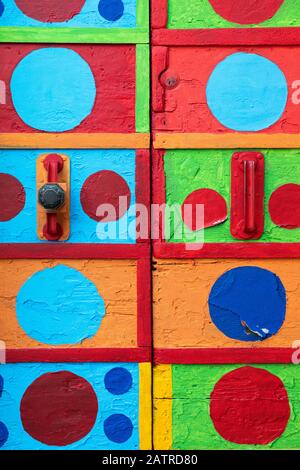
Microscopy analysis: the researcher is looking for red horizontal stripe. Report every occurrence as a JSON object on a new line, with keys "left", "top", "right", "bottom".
{"left": 152, "top": 27, "right": 300, "bottom": 46}
{"left": 153, "top": 242, "right": 300, "bottom": 259}
{"left": 0, "top": 243, "right": 150, "bottom": 259}
{"left": 6, "top": 348, "right": 151, "bottom": 363}
{"left": 154, "top": 348, "right": 295, "bottom": 364}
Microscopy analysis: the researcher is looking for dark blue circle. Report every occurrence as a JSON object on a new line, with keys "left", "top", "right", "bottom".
{"left": 0, "top": 422, "right": 8, "bottom": 448}
{"left": 208, "top": 266, "right": 286, "bottom": 342}
{"left": 98, "top": 0, "right": 124, "bottom": 21}
{"left": 0, "top": 1, "right": 4, "bottom": 17}
{"left": 104, "top": 414, "right": 133, "bottom": 443}
{"left": 104, "top": 367, "right": 132, "bottom": 395}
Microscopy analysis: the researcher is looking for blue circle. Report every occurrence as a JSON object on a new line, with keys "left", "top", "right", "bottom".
{"left": 0, "top": 422, "right": 8, "bottom": 448}
{"left": 206, "top": 53, "right": 288, "bottom": 132}
{"left": 98, "top": 0, "right": 124, "bottom": 21}
{"left": 104, "top": 367, "right": 132, "bottom": 395}
{"left": 104, "top": 414, "right": 133, "bottom": 443}
{"left": 208, "top": 266, "right": 286, "bottom": 342}
{"left": 16, "top": 265, "right": 105, "bottom": 345}
{"left": 11, "top": 48, "right": 96, "bottom": 132}
{"left": 0, "top": 1, "right": 4, "bottom": 17}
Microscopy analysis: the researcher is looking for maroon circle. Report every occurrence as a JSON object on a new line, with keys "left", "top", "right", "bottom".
{"left": 15, "top": 0, "right": 86, "bottom": 23}
{"left": 210, "top": 366, "right": 290, "bottom": 445}
{"left": 20, "top": 371, "right": 98, "bottom": 446}
{"left": 208, "top": 0, "right": 284, "bottom": 25}
{"left": 80, "top": 170, "right": 131, "bottom": 222}
{"left": 269, "top": 183, "right": 300, "bottom": 229}
{"left": 181, "top": 188, "right": 227, "bottom": 231}
{"left": 0, "top": 173, "right": 25, "bottom": 222}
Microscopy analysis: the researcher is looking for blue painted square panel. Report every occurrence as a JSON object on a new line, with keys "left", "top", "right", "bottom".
{"left": 0, "top": 362, "right": 140, "bottom": 450}
{"left": 0, "top": 149, "right": 137, "bottom": 244}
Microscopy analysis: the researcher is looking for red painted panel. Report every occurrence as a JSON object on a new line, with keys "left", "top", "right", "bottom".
{"left": 152, "top": 45, "right": 300, "bottom": 134}
{"left": 0, "top": 44, "right": 136, "bottom": 134}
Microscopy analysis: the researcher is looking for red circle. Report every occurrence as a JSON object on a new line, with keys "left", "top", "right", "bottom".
{"left": 20, "top": 371, "right": 98, "bottom": 446}
{"left": 181, "top": 188, "right": 227, "bottom": 231}
{"left": 210, "top": 366, "right": 290, "bottom": 445}
{"left": 269, "top": 183, "right": 300, "bottom": 229}
{"left": 15, "top": 0, "right": 86, "bottom": 23}
{"left": 0, "top": 173, "right": 25, "bottom": 222}
{"left": 80, "top": 170, "right": 131, "bottom": 222}
{"left": 208, "top": 0, "right": 284, "bottom": 25}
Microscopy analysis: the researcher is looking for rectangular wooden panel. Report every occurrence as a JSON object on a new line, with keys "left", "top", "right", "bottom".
{"left": 0, "top": 258, "right": 151, "bottom": 357}
{"left": 0, "top": 43, "right": 150, "bottom": 137}
{"left": 0, "top": 149, "right": 149, "bottom": 248}
{"left": 0, "top": 362, "right": 151, "bottom": 449}
{"left": 0, "top": 0, "right": 149, "bottom": 43}
{"left": 152, "top": 45, "right": 300, "bottom": 139}
{"left": 153, "top": 259, "right": 300, "bottom": 355}
{"left": 153, "top": 148, "right": 300, "bottom": 257}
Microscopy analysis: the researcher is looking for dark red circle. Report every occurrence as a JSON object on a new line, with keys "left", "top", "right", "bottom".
{"left": 0, "top": 173, "right": 25, "bottom": 222}
{"left": 20, "top": 371, "right": 98, "bottom": 446}
{"left": 181, "top": 188, "right": 227, "bottom": 231}
{"left": 210, "top": 366, "right": 290, "bottom": 445}
{"left": 15, "top": 0, "right": 86, "bottom": 23}
{"left": 208, "top": 0, "right": 284, "bottom": 25}
{"left": 80, "top": 170, "right": 131, "bottom": 222}
{"left": 269, "top": 183, "right": 300, "bottom": 229}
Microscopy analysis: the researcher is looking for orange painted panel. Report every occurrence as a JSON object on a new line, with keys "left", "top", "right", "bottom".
{"left": 0, "top": 259, "right": 137, "bottom": 349}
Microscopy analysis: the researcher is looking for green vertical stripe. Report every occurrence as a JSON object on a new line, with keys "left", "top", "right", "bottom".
{"left": 136, "top": 44, "right": 150, "bottom": 133}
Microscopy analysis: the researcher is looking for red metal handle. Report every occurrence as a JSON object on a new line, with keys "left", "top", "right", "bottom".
{"left": 244, "top": 159, "right": 256, "bottom": 234}
{"left": 43, "top": 154, "right": 64, "bottom": 241}
{"left": 230, "top": 152, "right": 264, "bottom": 240}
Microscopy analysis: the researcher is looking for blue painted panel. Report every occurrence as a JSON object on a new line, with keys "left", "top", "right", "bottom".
{"left": 0, "top": 362, "right": 139, "bottom": 450}
{"left": 0, "top": 0, "right": 136, "bottom": 28}
{"left": 0, "top": 149, "right": 137, "bottom": 244}
{"left": 208, "top": 266, "right": 286, "bottom": 341}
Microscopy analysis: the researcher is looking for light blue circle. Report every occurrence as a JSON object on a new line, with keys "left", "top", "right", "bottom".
{"left": 16, "top": 265, "right": 105, "bottom": 345}
{"left": 11, "top": 48, "right": 96, "bottom": 132}
{"left": 206, "top": 53, "right": 288, "bottom": 132}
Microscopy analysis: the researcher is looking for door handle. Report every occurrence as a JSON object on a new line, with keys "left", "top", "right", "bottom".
{"left": 231, "top": 152, "right": 264, "bottom": 240}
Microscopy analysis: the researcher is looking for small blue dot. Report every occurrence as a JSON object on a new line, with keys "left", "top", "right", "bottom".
{"left": 104, "top": 367, "right": 132, "bottom": 395}
{"left": 0, "top": 422, "right": 8, "bottom": 448}
{"left": 104, "top": 414, "right": 133, "bottom": 443}
{"left": 0, "top": 1, "right": 4, "bottom": 17}
{"left": 98, "top": 0, "right": 124, "bottom": 21}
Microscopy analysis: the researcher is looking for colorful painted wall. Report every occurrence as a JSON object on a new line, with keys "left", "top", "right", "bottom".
{"left": 1, "top": 0, "right": 300, "bottom": 451}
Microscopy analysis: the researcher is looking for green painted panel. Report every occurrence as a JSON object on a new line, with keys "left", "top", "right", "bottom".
{"left": 164, "top": 148, "right": 300, "bottom": 243}
{"left": 168, "top": 0, "right": 300, "bottom": 29}
{"left": 172, "top": 364, "right": 300, "bottom": 450}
